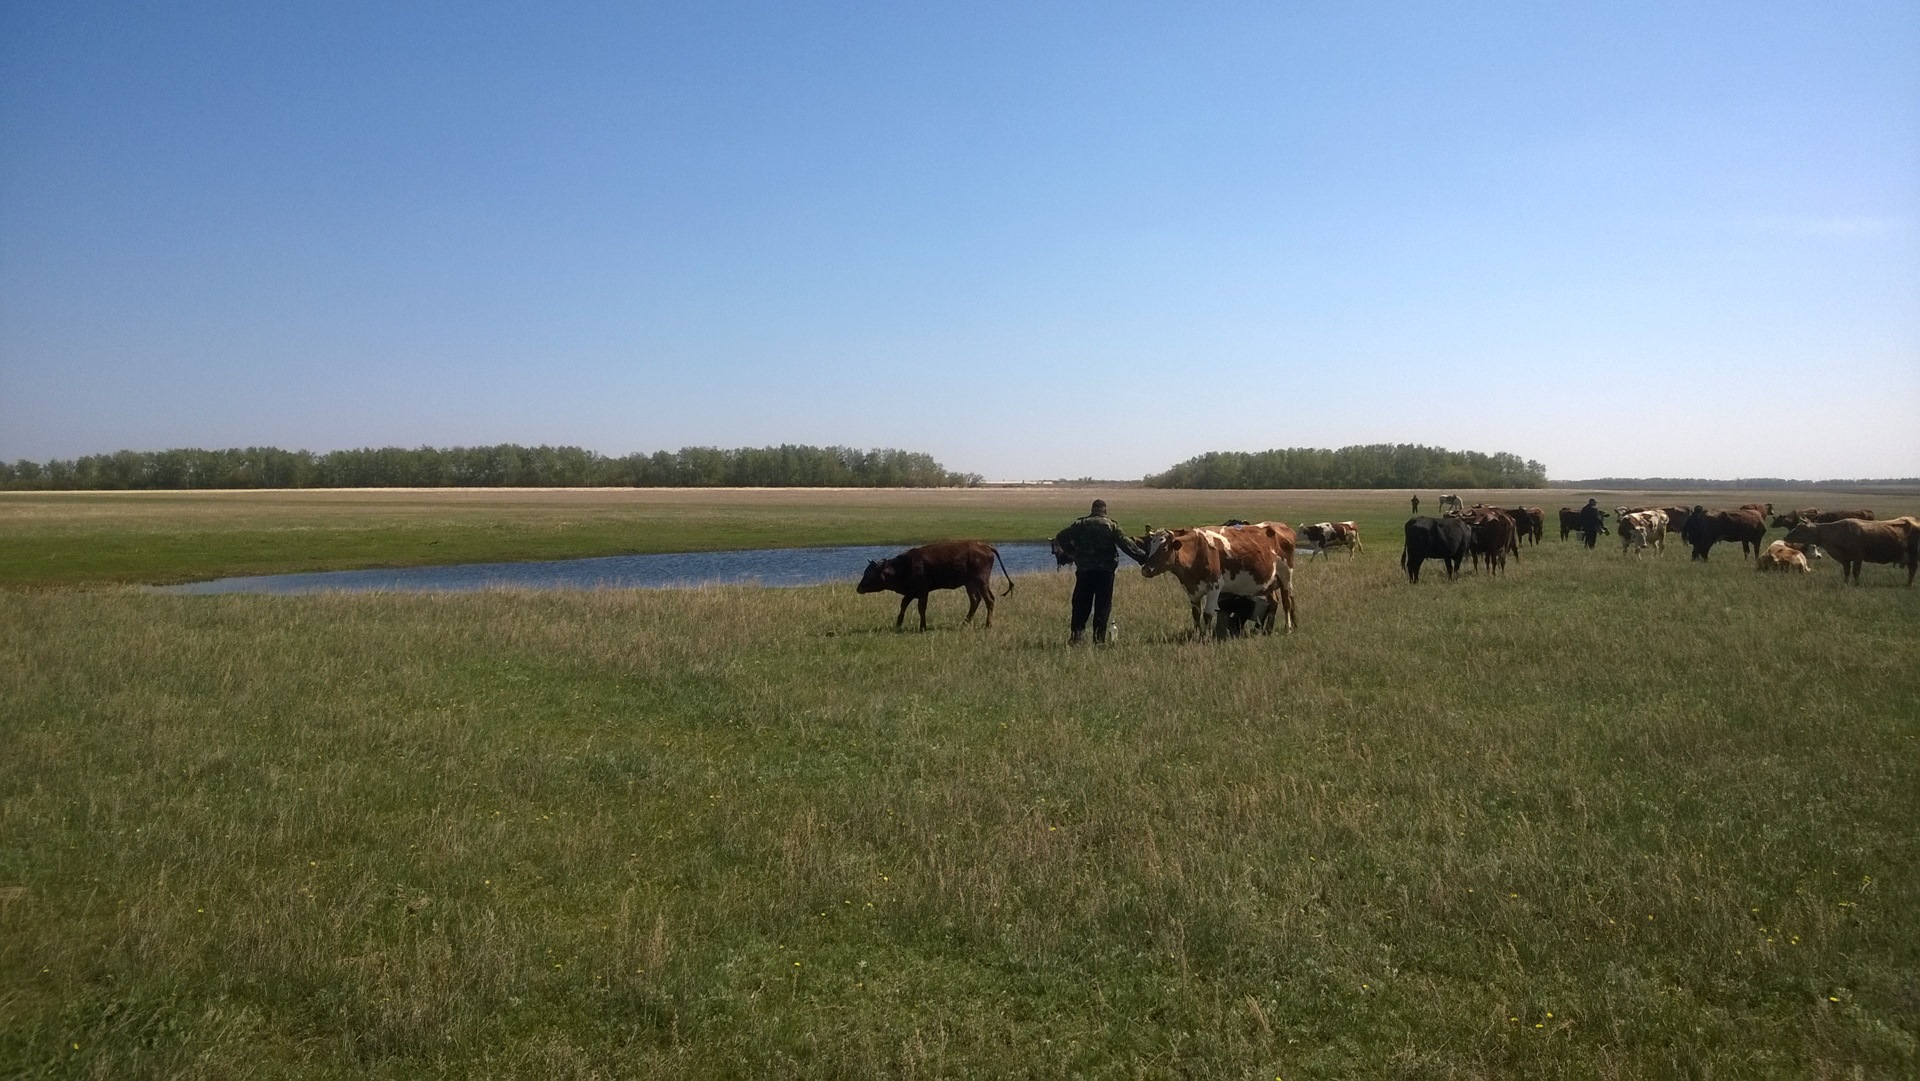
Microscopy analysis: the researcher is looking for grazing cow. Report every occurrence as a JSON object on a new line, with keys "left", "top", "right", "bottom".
{"left": 1297, "top": 520, "right": 1363, "bottom": 560}
{"left": 1619, "top": 509, "right": 1668, "bottom": 555}
{"left": 1782, "top": 518, "right": 1920, "bottom": 585}
{"left": 1756, "top": 540, "right": 1814, "bottom": 573}
{"left": 1401, "top": 515, "right": 1473, "bottom": 583}
{"left": 1140, "top": 521, "right": 1298, "bottom": 637}
{"left": 1466, "top": 509, "right": 1517, "bottom": 575}
{"left": 1438, "top": 494, "right": 1464, "bottom": 515}
{"left": 857, "top": 540, "right": 1014, "bottom": 630}
{"left": 1506, "top": 507, "right": 1544, "bottom": 546}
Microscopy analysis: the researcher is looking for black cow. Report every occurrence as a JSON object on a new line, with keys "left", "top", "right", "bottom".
{"left": 1682, "top": 507, "right": 1768, "bottom": 561}
{"left": 1401, "top": 516, "right": 1472, "bottom": 583}
{"left": 858, "top": 540, "right": 1013, "bottom": 630}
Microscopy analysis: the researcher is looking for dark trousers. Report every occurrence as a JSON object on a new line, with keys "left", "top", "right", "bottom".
{"left": 1071, "top": 567, "right": 1116, "bottom": 641}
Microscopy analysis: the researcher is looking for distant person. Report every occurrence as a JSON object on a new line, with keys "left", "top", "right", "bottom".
{"left": 1052, "top": 499, "right": 1148, "bottom": 645}
{"left": 1410, "top": 495, "right": 1420, "bottom": 515}
{"left": 1578, "top": 498, "right": 1606, "bottom": 549}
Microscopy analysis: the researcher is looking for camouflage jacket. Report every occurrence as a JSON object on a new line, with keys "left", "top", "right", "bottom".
{"left": 1053, "top": 515, "right": 1148, "bottom": 572}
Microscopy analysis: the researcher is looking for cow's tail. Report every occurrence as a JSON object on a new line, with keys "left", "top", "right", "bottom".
{"left": 993, "top": 545, "right": 1015, "bottom": 596}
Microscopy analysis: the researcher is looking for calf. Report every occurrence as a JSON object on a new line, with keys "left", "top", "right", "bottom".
{"left": 1756, "top": 540, "right": 1813, "bottom": 574}
{"left": 858, "top": 540, "right": 1014, "bottom": 630}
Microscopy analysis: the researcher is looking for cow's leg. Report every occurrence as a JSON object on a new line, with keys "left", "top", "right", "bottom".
{"left": 916, "top": 594, "right": 930, "bottom": 630}
{"left": 963, "top": 583, "right": 984, "bottom": 625}
{"left": 978, "top": 583, "right": 994, "bottom": 627}
{"left": 1186, "top": 589, "right": 1208, "bottom": 639}
{"left": 895, "top": 594, "right": 912, "bottom": 629}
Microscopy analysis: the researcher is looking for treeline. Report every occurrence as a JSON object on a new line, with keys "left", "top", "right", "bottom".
{"left": 0, "top": 444, "right": 981, "bottom": 490}
{"left": 1143, "top": 444, "right": 1547, "bottom": 489}
{"left": 1558, "top": 477, "right": 1920, "bottom": 491}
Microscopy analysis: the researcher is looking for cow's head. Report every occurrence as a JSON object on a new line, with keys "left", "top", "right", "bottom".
{"left": 856, "top": 558, "right": 895, "bottom": 594}
{"left": 1049, "top": 538, "right": 1074, "bottom": 567}
{"left": 1139, "top": 527, "right": 1174, "bottom": 577}
{"left": 1771, "top": 511, "right": 1804, "bottom": 529}
{"left": 1781, "top": 523, "right": 1820, "bottom": 549}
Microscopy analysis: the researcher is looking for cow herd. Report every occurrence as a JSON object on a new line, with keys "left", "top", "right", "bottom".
{"left": 859, "top": 500, "right": 1918, "bottom": 637}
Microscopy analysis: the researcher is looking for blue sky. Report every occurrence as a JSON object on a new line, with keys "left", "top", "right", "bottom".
{"left": 3, "top": 2, "right": 1915, "bottom": 480}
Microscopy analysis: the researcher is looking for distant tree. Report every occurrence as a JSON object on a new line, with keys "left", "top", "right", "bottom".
{"left": 1143, "top": 444, "right": 1547, "bottom": 489}
{"left": 0, "top": 443, "right": 978, "bottom": 490}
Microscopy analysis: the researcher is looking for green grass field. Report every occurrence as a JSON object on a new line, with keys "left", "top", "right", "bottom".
{"left": 3, "top": 489, "right": 1917, "bottom": 1078}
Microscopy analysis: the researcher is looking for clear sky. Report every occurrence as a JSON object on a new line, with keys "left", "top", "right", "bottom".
{"left": 3, "top": 2, "right": 1916, "bottom": 481}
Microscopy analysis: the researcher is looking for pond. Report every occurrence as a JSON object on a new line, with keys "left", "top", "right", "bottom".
{"left": 154, "top": 541, "right": 1071, "bottom": 596}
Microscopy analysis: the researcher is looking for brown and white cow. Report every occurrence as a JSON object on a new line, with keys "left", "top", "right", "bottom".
{"left": 1619, "top": 509, "right": 1668, "bottom": 555}
{"left": 857, "top": 540, "right": 1014, "bottom": 630}
{"left": 1756, "top": 540, "right": 1814, "bottom": 573}
{"left": 1297, "top": 520, "right": 1362, "bottom": 560}
{"left": 1140, "top": 521, "right": 1297, "bottom": 638}
{"left": 1781, "top": 517, "right": 1920, "bottom": 585}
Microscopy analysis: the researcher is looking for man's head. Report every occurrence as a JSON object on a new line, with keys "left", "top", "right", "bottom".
{"left": 1090, "top": 499, "right": 1108, "bottom": 517}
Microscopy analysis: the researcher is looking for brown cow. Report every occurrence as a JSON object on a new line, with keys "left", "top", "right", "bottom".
{"left": 1506, "top": 507, "right": 1544, "bottom": 545}
{"left": 858, "top": 540, "right": 1014, "bottom": 630}
{"left": 1782, "top": 518, "right": 1920, "bottom": 585}
{"left": 1467, "top": 509, "right": 1517, "bottom": 575}
{"left": 1771, "top": 508, "right": 1877, "bottom": 529}
{"left": 1140, "top": 521, "right": 1297, "bottom": 637}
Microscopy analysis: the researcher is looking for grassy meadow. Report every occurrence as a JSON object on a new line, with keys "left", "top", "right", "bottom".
{"left": 3, "top": 488, "right": 1918, "bottom": 1078}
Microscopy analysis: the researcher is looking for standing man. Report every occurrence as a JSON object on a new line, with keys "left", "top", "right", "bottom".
{"left": 1053, "top": 499, "right": 1148, "bottom": 645}
{"left": 1577, "top": 498, "right": 1607, "bottom": 549}
{"left": 1410, "top": 495, "right": 1420, "bottom": 515}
